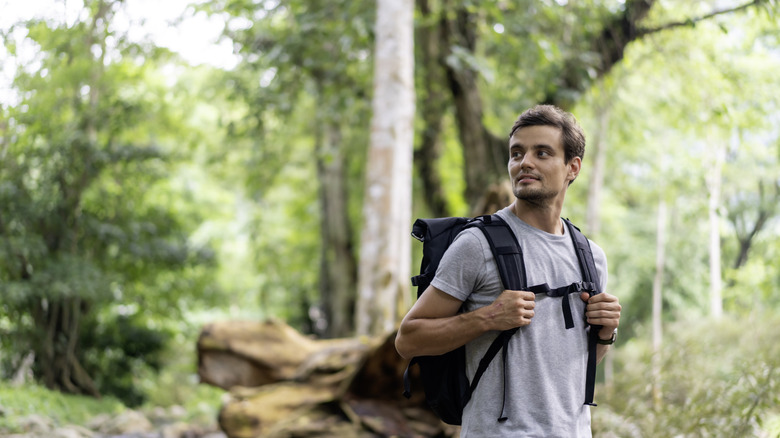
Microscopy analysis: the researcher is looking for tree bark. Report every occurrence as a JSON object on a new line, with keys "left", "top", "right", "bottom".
{"left": 585, "top": 86, "right": 612, "bottom": 386}
{"left": 706, "top": 141, "right": 725, "bottom": 318}
{"left": 356, "top": 0, "right": 415, "bottom": 336}
{"left": 316, "top": 118, "right": 357, "bottom": 338}
{"left": 202, "top": 320, "right": 451, "bottom": 438}
{"left": 651, "top": 197, "right": 666, "bottom": 411}
{"left": 440, "top": 3, "right": 507, "bottom": 208}
{"left": 35, "top": 297, "right": 100, "bottom": 398}
{"left": 414, "top": 0, "right": 450, "bottom": 218}
{"left": 585, "top": 90, "right": 610, "bottom": 238}
{"left": 729, "top": 180, "right": 779, "bottom": 270}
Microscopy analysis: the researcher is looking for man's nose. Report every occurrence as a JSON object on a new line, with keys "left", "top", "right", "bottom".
{"left": 517, "top": 154, "right": 536, "bottom": 170}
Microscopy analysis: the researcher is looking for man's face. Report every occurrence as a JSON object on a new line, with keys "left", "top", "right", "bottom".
{"left": 508, "top": 125, "right": 580, "bottom": 206}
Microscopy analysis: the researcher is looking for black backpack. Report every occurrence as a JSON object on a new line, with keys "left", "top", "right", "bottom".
{"left": 402, "top": 214, "right": 602, "bottom": 425}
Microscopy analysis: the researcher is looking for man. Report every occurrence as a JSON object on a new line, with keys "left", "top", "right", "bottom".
{"left": 395, "top": 105, "right": 621, "bottom": 437}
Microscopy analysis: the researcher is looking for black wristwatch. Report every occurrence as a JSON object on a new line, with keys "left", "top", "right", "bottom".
{"left": 597, "top": 328, "right": 617, "bottom": 345}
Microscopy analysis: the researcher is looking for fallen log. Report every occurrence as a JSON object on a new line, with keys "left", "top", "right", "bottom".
{"left": 198, "top": 319, "right": 458, "bottom": 437}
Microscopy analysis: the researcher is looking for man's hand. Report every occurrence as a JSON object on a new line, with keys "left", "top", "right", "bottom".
{"left": 485, "top": 289, "right": 536, "bottom": 331}
{"left": 580, "top": 292, "right": 621, "bottom": 338}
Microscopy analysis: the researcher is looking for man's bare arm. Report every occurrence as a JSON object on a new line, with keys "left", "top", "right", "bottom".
{"left": 395, "top": 285, "right": 536, "bottom": 360}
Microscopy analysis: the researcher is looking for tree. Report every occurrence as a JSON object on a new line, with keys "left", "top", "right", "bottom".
{"left": 201, "top": 0, "right": 778, "bottom": 337}
{"left": 203, "top": 0, "right": 375, "bottom": 337}
{"left": 356, "top": 0, "right": 416, "bottom": 336}
{"left": 0, "top": 0, "right": 214, "bottom": 402}
{"left": 651, "top": 196, "right": 667, "bottom": 410}
{"left": 414, "top": 0, "right": 772, "bottom": 212}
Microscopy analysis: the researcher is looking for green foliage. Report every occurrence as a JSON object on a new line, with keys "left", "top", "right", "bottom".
{"left": 138, "top": 325, "right": 225, "bottom": 425}
{"left": 570, "top": 6, "right": 780, "bottom": 333}
{"left": 594, "top": 314, "right": 780, "bottom": 437}
{"left": 0, "top": 383, "right": 125, "bottom": 433}
{"left": 196, "top": 0, "right": 376, "bottom": 331}
{"left": 479, "top": 0, "right": 628, "bottom": 122}
{"left": 78, "top": 314, "right": 170, "bottom": 407}
{"left": 0, "top": 0, "right": 778, "bottom": 427}
{"left": 0, "top": 0, "right": 219, "bottom": 403}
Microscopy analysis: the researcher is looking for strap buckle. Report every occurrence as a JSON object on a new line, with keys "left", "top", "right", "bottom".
{"left": 572, "top": 281, "right": 598, "bottom": 296}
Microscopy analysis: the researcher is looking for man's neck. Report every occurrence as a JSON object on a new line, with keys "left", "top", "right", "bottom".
{"left": 510, "top": 199, "right": 564, "bottom": 235}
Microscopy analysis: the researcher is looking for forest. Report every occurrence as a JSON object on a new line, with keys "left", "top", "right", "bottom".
{"left": 1, "top": 0, "right": 779, "bottom": 437}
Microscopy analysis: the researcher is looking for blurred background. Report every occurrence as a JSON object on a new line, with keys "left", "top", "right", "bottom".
{"left": 1, "top": 0, "right": 779, "bottom": 436}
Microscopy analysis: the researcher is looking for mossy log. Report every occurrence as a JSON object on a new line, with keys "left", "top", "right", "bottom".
{"left": 198, "top": 319, "right": 459, "bottom": 438}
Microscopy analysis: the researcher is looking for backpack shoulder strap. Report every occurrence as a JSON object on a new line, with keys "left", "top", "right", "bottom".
{"left": 461, "top": 215, "right": 525, "bottom": 421}
{"left": 564, "top": 218, "right": 600, "bottom": 293}
{"left": 563, "top": 218, "right": 602, "bottom": 407}
{"left": 468, "top": 214, "right": 526, "bottom": 291}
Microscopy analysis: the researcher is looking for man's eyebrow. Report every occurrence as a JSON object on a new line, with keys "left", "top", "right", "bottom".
{"left": 510, "top": 143, "right": 555, "bottom": 150}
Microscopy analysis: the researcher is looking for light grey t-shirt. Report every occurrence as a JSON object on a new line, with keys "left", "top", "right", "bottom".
{"left": 430, "top": 207, "right": 608, "bottom": 438}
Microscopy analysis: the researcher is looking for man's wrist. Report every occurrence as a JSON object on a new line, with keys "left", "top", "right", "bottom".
{"left": 598, "top": 327, "right": 617, "bottom": 345}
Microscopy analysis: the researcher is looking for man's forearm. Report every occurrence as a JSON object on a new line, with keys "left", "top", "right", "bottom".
{"left": 395, "top": 309, "right": 491, "bottom": 359}
{"left": 596, "top": 344, "right": 612, "bottom": 364}
{"left": 595, "top": 326, "right": 616, "bottom": 364}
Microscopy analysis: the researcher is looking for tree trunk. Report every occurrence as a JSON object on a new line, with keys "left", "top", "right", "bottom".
{"left": 34, "top": 297, "right": 100, "bottom": 398}
{"left": 585, "top": 92, "right": 610, "bottom": 238}
{"left": 414, "top": 0, "right": 450, "bottom": 218}
{"left": 440, "top": 3, "right": 507, "bottom": 208}
{"left": 316, "top": 119, "right": 357, "bottom": 338}
{"left": 200, "top": 320, "right": 452, "bottom": 438}
{"left": 651, "top": 197, "right": 666, "bottom": 411}
{"left": 585, "top": 86, "right": 612, "bottom": 385}
{"left": 706, "top": 141, "right": 725, "bottom": 318}
{"left": 356, "top": 0, "right": 415, "bottom": 336}
{"left": 729, "top": 179, "right": 779, "bottom": 270}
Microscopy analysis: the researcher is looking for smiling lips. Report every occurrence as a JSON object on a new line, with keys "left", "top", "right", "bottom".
{"left": 516, "top": 174, "right": 541, "bottom": 183}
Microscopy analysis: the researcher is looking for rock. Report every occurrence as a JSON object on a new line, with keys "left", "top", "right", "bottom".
{"left": 146, "top": 406, "right": 169, "bottom": 425}
{"left": 85, "top": 413, "right": 112, "bottom": 431}
{"left": 167, "top": 405, "right": 187, "bottom": 420}
{"left": 17, "top": 414, "right": 55, "bottom": 434}
{"left": 51, "top": 424, "right": 95, "bottom": 438}
{"left": 96, "top": 409, "right": 153, "bottom": 435}
{"left": 159, "top": 421, "right": 191, "bottom": 438}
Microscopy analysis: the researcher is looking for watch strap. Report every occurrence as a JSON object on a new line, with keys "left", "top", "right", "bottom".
{"left": 597, "top": 329, "right": 617, "bottom": 345}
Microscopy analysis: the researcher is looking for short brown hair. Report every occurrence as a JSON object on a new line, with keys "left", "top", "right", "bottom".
{"left": 509, "top": 104, "right": 586, "bottom": 164}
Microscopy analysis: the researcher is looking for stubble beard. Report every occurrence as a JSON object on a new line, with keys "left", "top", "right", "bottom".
{"left": 512, "top": 184, "right": 557, "bottom": 208}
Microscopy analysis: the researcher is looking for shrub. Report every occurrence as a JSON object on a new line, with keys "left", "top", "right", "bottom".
{"left": 593, "top": 313, "right": 780, "bottom": 437}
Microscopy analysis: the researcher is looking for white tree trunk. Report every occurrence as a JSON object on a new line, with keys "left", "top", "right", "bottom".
{"left": 356, "top": 0, "right": 415, "bottom": 336}
{"left": 585, "top": 89, "right": 612, "bottom": 387}
{"left": 585, "top": 97, "right": 609, "bottom": 238}
{"left": 651, "top": 197, "right": 667, "bottom": 411}
{"left": 707, "top": 141, "right": 725, "bottom": 318}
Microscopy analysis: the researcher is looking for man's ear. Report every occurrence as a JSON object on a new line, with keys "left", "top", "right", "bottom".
{"left": 567, "top": 156, "right": 582, "bottom": 184}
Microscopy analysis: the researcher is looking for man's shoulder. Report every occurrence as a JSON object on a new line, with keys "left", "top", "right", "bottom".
{"left": 451, "top": 225, "right": 489, "bottom": 252}
{"left": 584, "top": 235, "right": 607, "bottom": 260}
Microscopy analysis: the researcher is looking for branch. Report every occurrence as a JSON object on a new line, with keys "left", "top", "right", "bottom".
{"left": 637, "top": 0, "right": 761, "bottom": 36}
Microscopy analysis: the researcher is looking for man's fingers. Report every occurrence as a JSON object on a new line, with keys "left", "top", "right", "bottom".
{"left": 582, "top": 292, "right": 621, "bottom": 327}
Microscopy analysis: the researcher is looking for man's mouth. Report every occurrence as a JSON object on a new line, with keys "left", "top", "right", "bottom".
{"left": 516, "top": 174, "right": 540, "bottom": 183}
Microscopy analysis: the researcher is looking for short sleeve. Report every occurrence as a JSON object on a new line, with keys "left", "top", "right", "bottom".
{"left": 430, "top": 229, "right": 490, "bottom": 301}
